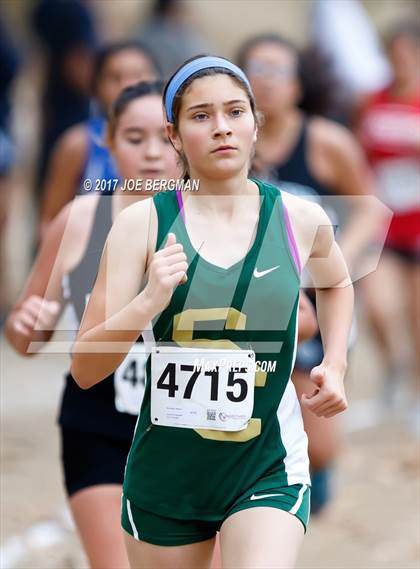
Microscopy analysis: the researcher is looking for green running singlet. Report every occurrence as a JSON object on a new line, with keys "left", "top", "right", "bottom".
{"left": 123, "top": 179, "right": 310, "bottom": 520}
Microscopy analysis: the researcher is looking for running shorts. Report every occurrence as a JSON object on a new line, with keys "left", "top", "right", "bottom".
{"left": 121, "top": 482, "right": 310, "bottom": 546}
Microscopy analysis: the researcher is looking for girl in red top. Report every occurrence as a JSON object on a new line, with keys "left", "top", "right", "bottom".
{"left": 357, "top": 22, "right": 420, "bottom": 411}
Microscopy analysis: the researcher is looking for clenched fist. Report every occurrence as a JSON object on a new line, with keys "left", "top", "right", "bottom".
{"left": 12, "top": 295, "right": 61, "bottom": 336}
{"left": 143, "top": 233, "right": 188, "bottom": 314}
{"left": 301, "top": 364, "right": 348, "bottom": 418}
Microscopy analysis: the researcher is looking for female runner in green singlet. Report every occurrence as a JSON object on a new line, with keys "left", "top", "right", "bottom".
{"left": 71, "top": 56, "right": 353, "bottom": 569}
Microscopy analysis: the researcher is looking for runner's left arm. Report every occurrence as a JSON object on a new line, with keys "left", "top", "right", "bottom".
{"left": 300, "top": 202, "right": 354, "bottom": 418}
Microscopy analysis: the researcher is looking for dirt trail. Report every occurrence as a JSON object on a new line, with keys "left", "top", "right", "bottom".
{"left": 1, "top": 333, "right": 419, "bottom": 569}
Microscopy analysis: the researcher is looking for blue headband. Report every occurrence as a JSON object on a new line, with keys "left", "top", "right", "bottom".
{"left": 164, "top": 56, "right": 252, "bottom": 123}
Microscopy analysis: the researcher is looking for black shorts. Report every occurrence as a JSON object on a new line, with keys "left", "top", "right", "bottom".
{"left": 60, "top": 427, "right": 132, "bottom": 497}
{"left": 295, "top": 332, "right": 324, "bottom": 371}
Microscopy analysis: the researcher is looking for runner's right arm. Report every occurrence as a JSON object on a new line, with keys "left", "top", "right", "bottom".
{"left": 5, "top": 206, "right": 71, "bottom": 355}
{"left": 39, "top": 125, "right": 88, "bottom": 240}
{"left": 71, "top": 201, "right": 188, "bottom": 389}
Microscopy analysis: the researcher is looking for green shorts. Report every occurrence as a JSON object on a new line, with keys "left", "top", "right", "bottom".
{"left": 121, "top": 483, "right": 310, "bottom": 546}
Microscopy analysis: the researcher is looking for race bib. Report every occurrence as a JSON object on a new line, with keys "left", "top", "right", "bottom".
{"left": 114, "top": 344, "right": 147, "bottom": 415}
{"left": 151, "top": 347, "right": 256, "bottom": 431}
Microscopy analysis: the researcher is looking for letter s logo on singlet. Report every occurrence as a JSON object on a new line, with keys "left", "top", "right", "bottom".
{"left": 172, "top": 308, "right": 267, "bottom": 442}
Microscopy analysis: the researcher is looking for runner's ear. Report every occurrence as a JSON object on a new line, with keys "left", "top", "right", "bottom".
{"left": 253, "top": 126, "right": 258, "bottom": 144}
{"left": 166, "top": 123, "right": 183, "bottom": 153}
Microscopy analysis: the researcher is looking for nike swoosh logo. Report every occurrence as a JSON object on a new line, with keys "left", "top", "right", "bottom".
{"left": 250, "top": 493, "right": 285, "bottom": 500}
{"left": 253, "top": 265, "right": 280, "bottom": 278}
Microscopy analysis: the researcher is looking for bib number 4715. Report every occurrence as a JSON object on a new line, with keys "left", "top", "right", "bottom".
{"left": 156, "top": 363, "right": 248, "bottom": 403}
{"left": 151, "top": 346, "right": 255, "bottom": 432}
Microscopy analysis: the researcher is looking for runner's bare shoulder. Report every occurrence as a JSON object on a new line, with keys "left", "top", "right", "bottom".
{"left": 281, "top": 190, "right": 334, "bottom": 267}
{"left": 53, "top": 194, "right": 100, "bottom": 273}
{"left": 54, "top": 123, "right": 89, "bottom": 163}
{"left": 105, "top": 198, "right": 158, "bottom": 265}
{"left": 310, "top": 117, "right": 362, "bottom": 162}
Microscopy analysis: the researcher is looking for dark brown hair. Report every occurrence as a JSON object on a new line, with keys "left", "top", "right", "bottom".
{"left": 92, "top": 40, "right": 161, "bottom": 106}
{"left": 107, "top": 80, "right": 164, "bottom": 143}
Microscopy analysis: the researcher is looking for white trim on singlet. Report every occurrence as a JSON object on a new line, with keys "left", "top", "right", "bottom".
{"left": 135, "top": 325, "right": 156, "bottom": 438}
{"left": 289, "top": 484, "right": 308, "bottom": 515}
{"left": 290, "top": 306, "right": 299, "bottom": 379}
{"left": 277, "top": 309, "right": 311, "bottom": 486}
{"left": 126, "top": 499, "right": 139, "bottom": 540}
{"left": 122, "top": 325, "right": 156, "bottom": 475}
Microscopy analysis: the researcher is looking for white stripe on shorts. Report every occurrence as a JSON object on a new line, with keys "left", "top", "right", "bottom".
{"left": 289, "top": 484, "right": 307, "bottom": 515}
{"left": 126, "top": 498, "right": 139, "bottom": 540}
